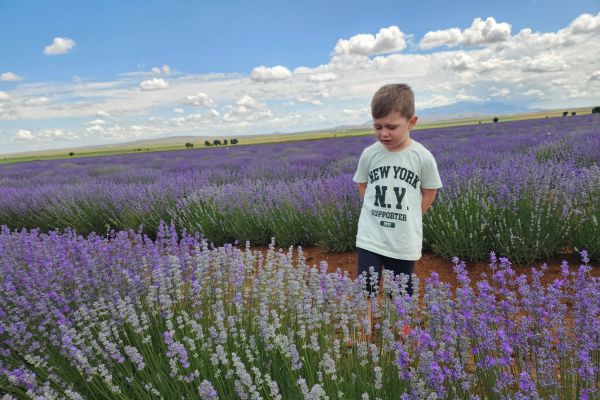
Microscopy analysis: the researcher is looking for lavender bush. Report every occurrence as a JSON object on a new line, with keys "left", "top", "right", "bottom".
{"left": 1, "top": 114, "right": 599, "bottom": 261}
{"left": 1, "top": 224, "right": 598, "bottom": 398}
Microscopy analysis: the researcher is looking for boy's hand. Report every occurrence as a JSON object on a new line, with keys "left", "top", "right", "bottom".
{"left": 421, "top": 188, "right": 437, "bottom": 214}
{"left": 357, "top": 182, "right": 367, "bottom": 199}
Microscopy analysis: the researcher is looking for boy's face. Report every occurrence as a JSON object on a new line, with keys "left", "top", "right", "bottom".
{"left": 373, "top": 111, "right": 418, "bottom": 152}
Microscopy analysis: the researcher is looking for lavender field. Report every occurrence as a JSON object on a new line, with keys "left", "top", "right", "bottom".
{"left": 1, "top": 114, "right": 599, "bottom": 263}
{"left": 0, "top": 225, "right": 598, "bottom": 398}
{"left": 1, "top": 115, "right": 600, "bottom": 399}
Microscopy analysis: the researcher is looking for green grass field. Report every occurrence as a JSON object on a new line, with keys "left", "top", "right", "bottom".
{"left": 0, "top": 106, "right": 593, "bottom": 165}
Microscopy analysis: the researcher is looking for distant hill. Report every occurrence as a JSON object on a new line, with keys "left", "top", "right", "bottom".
{"left": 94, "top": 135, "right": 208, "bottom": 148}
{"left": 277, "top": 100, "right": 584, "bottom": 134}
{"left": 417, "top": 101, "right": 534, "bottom": 121}
{"left": 351, "top": 101, "right": 535, "bottom": 126}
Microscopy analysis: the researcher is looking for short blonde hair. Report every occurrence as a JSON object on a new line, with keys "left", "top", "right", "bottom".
{"left": 371, "top": 83, "right": 415, "bottom": 119}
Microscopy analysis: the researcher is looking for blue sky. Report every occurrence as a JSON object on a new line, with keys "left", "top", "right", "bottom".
{"left": 1, "top": 0, "right": 600, "bottom": 153}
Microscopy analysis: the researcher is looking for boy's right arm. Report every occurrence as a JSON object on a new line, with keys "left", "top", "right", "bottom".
{"left": 353, "top": 148, "right": 369, "bottom": 200}
{"left": 357, "top": 182, "right": 367, "bottom": 199}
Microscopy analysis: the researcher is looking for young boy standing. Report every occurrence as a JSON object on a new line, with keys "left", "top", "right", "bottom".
{"left": 353, "top": 83, "right": 442, "bottom": 298}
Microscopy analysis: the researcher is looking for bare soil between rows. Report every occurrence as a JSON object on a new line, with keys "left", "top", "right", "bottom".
{"left": 245, "top": 244, "right": 600, "bottom": 292}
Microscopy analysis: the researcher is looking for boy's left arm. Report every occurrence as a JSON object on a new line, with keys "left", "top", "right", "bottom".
{"left": 421, "top": 188, "right": 437, "bottom": 214}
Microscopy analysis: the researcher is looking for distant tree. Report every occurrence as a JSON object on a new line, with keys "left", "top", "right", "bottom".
{"left": 571, "top": 111, "right": 576, "bottom": 116}
{"left": 185, "top": 142, "right": 194, "bottom": 149}
{"left": 136, "top": 148, "right": 142, "bottom": 152}
{"left": 593, "top": 106, "right": 600, "bottom": 114}
{"left": 68, "top": 152, "right": 75, "bottom": 156}
{"left": 493, "top": 117, "right": 499, "bottom": 123}
{"left": 231, "top": 138, "right": 239, "bottom": 145}
{"left": 223, "top": 139, "right": 228, "bottom": 145}
{"left": 478, "top": 121, "right": 482, "bottom": 124}
{"left": 213, "top": 139, "right": 221, "bottom": 146}
{"left": 204, "top": 140, "right": 212, "bottom": 147}
{"left": 562, "top": 111, "right": 569, "bottom": 117}
{"left": 545, "top": 115, "right": 549, "bottom": 118}
{"left": 146, "top": 148, "right": 150, "bottom": 151}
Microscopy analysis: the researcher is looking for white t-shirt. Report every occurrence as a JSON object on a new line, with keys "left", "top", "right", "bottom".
{"left": 352, "top": 139, "right": 443, "bottom": 260}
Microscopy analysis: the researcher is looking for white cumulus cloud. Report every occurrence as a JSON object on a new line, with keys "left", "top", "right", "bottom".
{"left": 250, "top": 65, "right": 292, "bottom": 82}
{"left": 86, "top": 124, "right": 105, "bottom": 134}
{"left": 521, "top": 52, "right": 568, "bottom": 72}
{"left": 292, "top": 66, "right": 314, "bottom": 74}
{"left": 43, "top": 37, "right": 76, "bottom": 55}
{"left": 420, "top": 17, "right": 511, "bottom": 49}
{"left": 444, "top": 52, "right": 476, "bottom": 71}
{"left": 86, "top": 119, "right": 106, "bottom": 125}
{"left": 223, "top": 95, "right": 272, "bottom": 122}
{"left": 522, "top": 89, "right": 545, "bottom": 97}
{"left": 139, "top": 78, "right": 169, "bottom": 91}
{"left": 37, "top": 129, "right": 79, "bottom": 141}
{"left": 15, "top": 129, "right": 33, "bottom": 141}
{"left": 589, "top": 71, "right": 600, "bottom": 81}
{"left": 307, "top": 72, "right": 338, "bottom": 82}
{"left": 233, "top": 95, "right": 259, "bottom": 111}
{"left": 150, "top": 65, "right": 171, "bottom": 75}
{"left": 1, "top": 72, "right": 22, "bottom": 81}
{"left": 342, "top": 108, "right": 369, "bottom": 118}
{"left": 183, "top": 92, "right": 214, "bottom": 107}
{"left": 334, "top": 26, "right": 406, "bottom": 56}
{"left": 0, "top": 91, "right": 9, "bottom": 101}
{"left": 419, "top": 28, "right": 463, "bottom": 51}
{"left": 23, "top": 96, "right": 50, "bottom": 106}
{"left": 567, "top": 12, "right": 600, "bottom": 34}
{"left": 489, "top": 86, "right": 510, "bottom": 97}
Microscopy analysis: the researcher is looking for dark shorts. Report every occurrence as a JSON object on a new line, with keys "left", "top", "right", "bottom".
{"left": 357, "top": 247, "right": 415, "bottom": 296}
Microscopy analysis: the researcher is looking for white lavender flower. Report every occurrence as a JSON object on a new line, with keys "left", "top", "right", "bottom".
{"left": 124, "top": 345, "right": 145, "bottom": 371}
{"left": 374, "top": 366, "right": 383, "bottom": 390}
{"left": 319, "top": 352, "right": 337, "bottom": 379}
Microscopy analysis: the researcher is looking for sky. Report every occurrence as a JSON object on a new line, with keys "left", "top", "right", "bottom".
{"left": 1, "top": 0, "right": 600, "bottom": 154}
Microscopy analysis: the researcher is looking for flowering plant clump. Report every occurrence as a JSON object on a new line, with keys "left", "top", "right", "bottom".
{"left": 1, "top": 224, "right": 598, "bottom": 399}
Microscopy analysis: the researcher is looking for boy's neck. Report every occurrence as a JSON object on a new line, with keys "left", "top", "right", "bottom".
{"left": 388, "top": 137, "right": 412, "bottom": 152}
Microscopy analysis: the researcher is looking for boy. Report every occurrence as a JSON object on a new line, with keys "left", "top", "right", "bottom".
{"left": 353, "top": 83, "right": 442, "bottom": 298}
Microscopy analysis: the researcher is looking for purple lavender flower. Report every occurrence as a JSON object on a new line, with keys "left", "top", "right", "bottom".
{"left": 199, "top": 380, "right": 218, "bottom": 400}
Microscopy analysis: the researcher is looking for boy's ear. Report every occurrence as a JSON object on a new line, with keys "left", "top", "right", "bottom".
{"left": 408, "top": 115, "right": 418, "bottom": 129}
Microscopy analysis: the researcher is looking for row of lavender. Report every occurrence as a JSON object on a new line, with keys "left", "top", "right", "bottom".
{"left": 1, "top": 225, "right": 598, "bottom": 398}
{"left": 1, "top": 114, "right": 599, "bottom": 262}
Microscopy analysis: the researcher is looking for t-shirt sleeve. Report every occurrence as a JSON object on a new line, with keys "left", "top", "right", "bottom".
{"left": 352, "top": 149, "right": 369, "bottom": 183}
{"left": 420, "top": 152, "right": 443, "bottom": 189}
